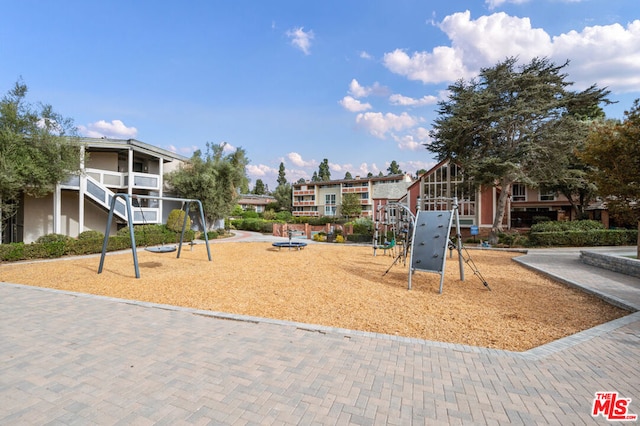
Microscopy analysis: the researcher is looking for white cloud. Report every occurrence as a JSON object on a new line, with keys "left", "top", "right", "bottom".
{"left": 348, "top": 79, "right": 389, "bottom": 98}
{"left": 339, "top": 96, "right": 372, "bottom": 112}
{"left": 553, "top": 20, "right": 640, "bottom": 92}
{"left": 219, "top": 141, "right": 236, "bottom": 154}
{"left": 360, "top": 51, "right": 373, "bottom": 60}
{"left": 392, "top": 126, "right": 431, "bottom": 151}
{"left": 287, "top": 152, "right": 317, "bottom": 168}
{"left": 247, "top": 164, "right": 276, "bottom": 177}
{"left": 286, "top": 27, "right": 314, "bottom": 55}
{"left": 389, "top": 93, "right": 438, "bottom": 107}
{"left": 355, "top": 112, "right": 418, "bottom": 139}
{"left": 383, "top": 11, "right": 640, "bottom": 93}
{"left": 77, "top": 119, "right": 138, "bottom": 139}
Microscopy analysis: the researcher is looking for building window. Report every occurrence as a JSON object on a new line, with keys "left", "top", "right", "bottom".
{"left": 361, "top": 192, "right": 369, "bottom": 200}
{"left": 512, "top": 184, "right": 526, "bottom": 202}
{"left": 539, "top": 187, "right": 555, "bottom": 201}
{"left": 325, "top": 206, "right": 337, "bottom": 216}
{"left": 325, "top": 194, "right": 336, "bottom": 205}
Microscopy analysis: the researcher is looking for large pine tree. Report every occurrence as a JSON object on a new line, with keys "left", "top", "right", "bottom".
{"left": 429, "top": 57, "right": 610, "bottom": 244}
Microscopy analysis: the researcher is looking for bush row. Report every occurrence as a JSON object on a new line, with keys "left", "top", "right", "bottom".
{"left": 0, "top": 225, "right": 196, "bottom": 262}
{"left": 230, "top": 218, "right": 279, "bottom": 233}
{"left": 528, "top": 229, "right": 638, "bottom": 247}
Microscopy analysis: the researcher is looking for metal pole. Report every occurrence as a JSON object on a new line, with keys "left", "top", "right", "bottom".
{"left": 453, "top": 197, "right": 465, "bottom": 282}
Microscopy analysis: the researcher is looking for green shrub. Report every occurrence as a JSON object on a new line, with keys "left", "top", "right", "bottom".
{"left": 0, "top": 243, "right": 26, "bottom": 261}
{"left": 262, "top": 209, "right": 276, "bottom": 220}
{"left": 529, "top": 229, "right": 637, "bottom": 247}
{"left": 206, "top": 230, "right": 219, "bottom": 240}
{"left": 351, "top": 217, "right": 374, "bottom": 235}
{"left": 35, "top": 233, "right": 71, "bottom": 244}
{"left": 242, "top": 210, "right": 259, "bottom": 219}
{"left": 77, "top": 230, "right": 104, "bottom": 241}
{"left": 275, "top": 211, "right": 293, "bottom": 222}
{"left": 166, "top": 209, "right": 191, "bottom": 232}
{"left": 530, "top": 220, "right": 604, "bottom": 233}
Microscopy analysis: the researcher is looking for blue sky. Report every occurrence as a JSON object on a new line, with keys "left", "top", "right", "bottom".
{"left": 2, "top": 0, "right": 639, "bottom": 190}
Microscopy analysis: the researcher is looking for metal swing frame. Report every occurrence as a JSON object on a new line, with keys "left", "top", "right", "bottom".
{"left": 97, "top": 193, "right": 212, "bottom": 278}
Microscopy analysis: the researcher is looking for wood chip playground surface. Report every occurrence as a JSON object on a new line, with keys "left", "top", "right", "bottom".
{"left": 0, "top": 242, "right": 629, "bottom": 352}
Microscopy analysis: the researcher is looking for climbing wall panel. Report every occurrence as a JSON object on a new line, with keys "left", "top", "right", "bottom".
{"left": 410, "top": 210, "right": 453, "bottom": 273}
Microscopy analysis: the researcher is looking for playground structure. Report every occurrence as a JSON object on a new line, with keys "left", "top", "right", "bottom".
{"left": 97, "top": 194, "right": 212, "bottom": 278}
{"left": 373, "top": 202, "right": 415, "bottom": 259}
{"left": 379, "top": 197, "right": 490, "bottom": 294}
{"left": 272, "top": 229, "right": 308, "bottom": 251}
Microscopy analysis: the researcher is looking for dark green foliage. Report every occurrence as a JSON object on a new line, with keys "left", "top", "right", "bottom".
{"left": 164, "top": 142, "right": 249, "bottom": 228}
{"left": 387, "top": 160, "right": 402, "bottom": 175}
{"left": 529, "top": 229, "right": 637, "bottom": 247}
{"left": 340, "top": 193, "right": 362, "bottom": 218}
{"left": 166, "top": 209, "right": 192, "bottom": 232}
{"left": 253, "top": 179, "right": 266, "bottom": 195}
{"left": 242, "top": 210, "right": 259, "bottom": 219}
{"left": 230, "top": 218, "right": 277, "bottom": 233}
{"left": 77, "top": 230, "right": 104, "bottom": 241}
{"left": 318, "top": 159, "right": 331, "bottom": 181}
{"left": 580, "top": 99, "right": 640, "bottom": 227}
{"left": 531, "top": 220, "right": 604, "bottom": 233}
{"left": 429, "top": 57, "right": 611, "bottom": 244}
{"left": 35, "top": 233, "right": 72, "bottom": 244}
{"left": 529, "top": 220, "right": 634, "bottom": 246}
{"left": 0, "top": 80, "right": 82, "bottom": 226}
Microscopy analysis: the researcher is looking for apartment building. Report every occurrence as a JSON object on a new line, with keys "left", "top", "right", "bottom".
{"left": 3, "top": 137, "right": 189, "bottom": 244}
{"left": 404, "top": 159, "right": 574, "bottom": 231}
{"left": 292, "top": 174, "right": 414, "bottom": 218}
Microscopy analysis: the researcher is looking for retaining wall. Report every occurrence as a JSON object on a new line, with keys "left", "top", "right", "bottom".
{"left": 580, "top": 250, "right": 640, "bottom": 279}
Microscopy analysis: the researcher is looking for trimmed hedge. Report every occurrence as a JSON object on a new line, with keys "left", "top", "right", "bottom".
{"left": 529, "top": 229, "right": 637, "bottom": 247}
{"left": 0, "top": 226, "right": 195, "bottom": 262}
{"left": 530, "top": 220, "right": 604, "bottom": 233}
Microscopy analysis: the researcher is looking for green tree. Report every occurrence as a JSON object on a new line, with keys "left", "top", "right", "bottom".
{"left": 311, "top": 171, "right": 319, "bottom": 182}
{"left": 273, "top": 161, "right": 291, "bottom": 211}
{"left": 415, "top": 169, "right": 427, "bottom": 179}
{"left": 429, "top": 57, "right": 610, "bottom": 244}
{"left": 318, "top": 158, "right": 331, "bottom": 181}
{"left": 367, "top": 172, "right": 373, "bottom": 178}
{"left": 0, "top": 80, "right": 81, "bottom": 231}
{"left": 340, "top": 193, "right": 362, "bottom": 218}
{"left": 273, "top": 183, "right": 292, "bottom": 212}
{"left": 277, "top": 162, "right": 287, "bottom": 186}
{"left": 165, "top": 142, "right": 249, "bottom": 229}
{"left": 344, "top": 171, "right": 353, "bottom": 180}
{"left": 387, "top": 160, "right": 402, "bottom": 175}
{"left": 580, "top": 99, "right": 640, "bottom": 231}
{"left": 253, "top": 179, "right": 266, "bottom": 195}
{"left": 296, "top": 177, "right": 306, "bottom": 184}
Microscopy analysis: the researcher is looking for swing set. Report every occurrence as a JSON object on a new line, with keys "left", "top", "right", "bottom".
{"left": 97, "top": 193, "right": 212, "bottom": 278}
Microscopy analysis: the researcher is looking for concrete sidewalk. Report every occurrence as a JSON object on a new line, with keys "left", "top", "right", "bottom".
{"left": 1, "top": 244, "right": 639, "bottom": 424}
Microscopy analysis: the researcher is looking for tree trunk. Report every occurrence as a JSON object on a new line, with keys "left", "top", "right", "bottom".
{"left": 489, "top": 178, "right": 512, "bottom": 245}
{"left": 637, "top": 220, "right": 639, "bottom": 260}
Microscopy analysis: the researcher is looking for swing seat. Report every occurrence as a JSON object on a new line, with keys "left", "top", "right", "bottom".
{"left": 145, "top": 246, "right": 177, "bottom": 253}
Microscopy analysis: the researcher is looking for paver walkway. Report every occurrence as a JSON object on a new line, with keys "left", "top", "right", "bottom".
{"left": 1, "top": 240, "right": 639, "bottom": 425}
